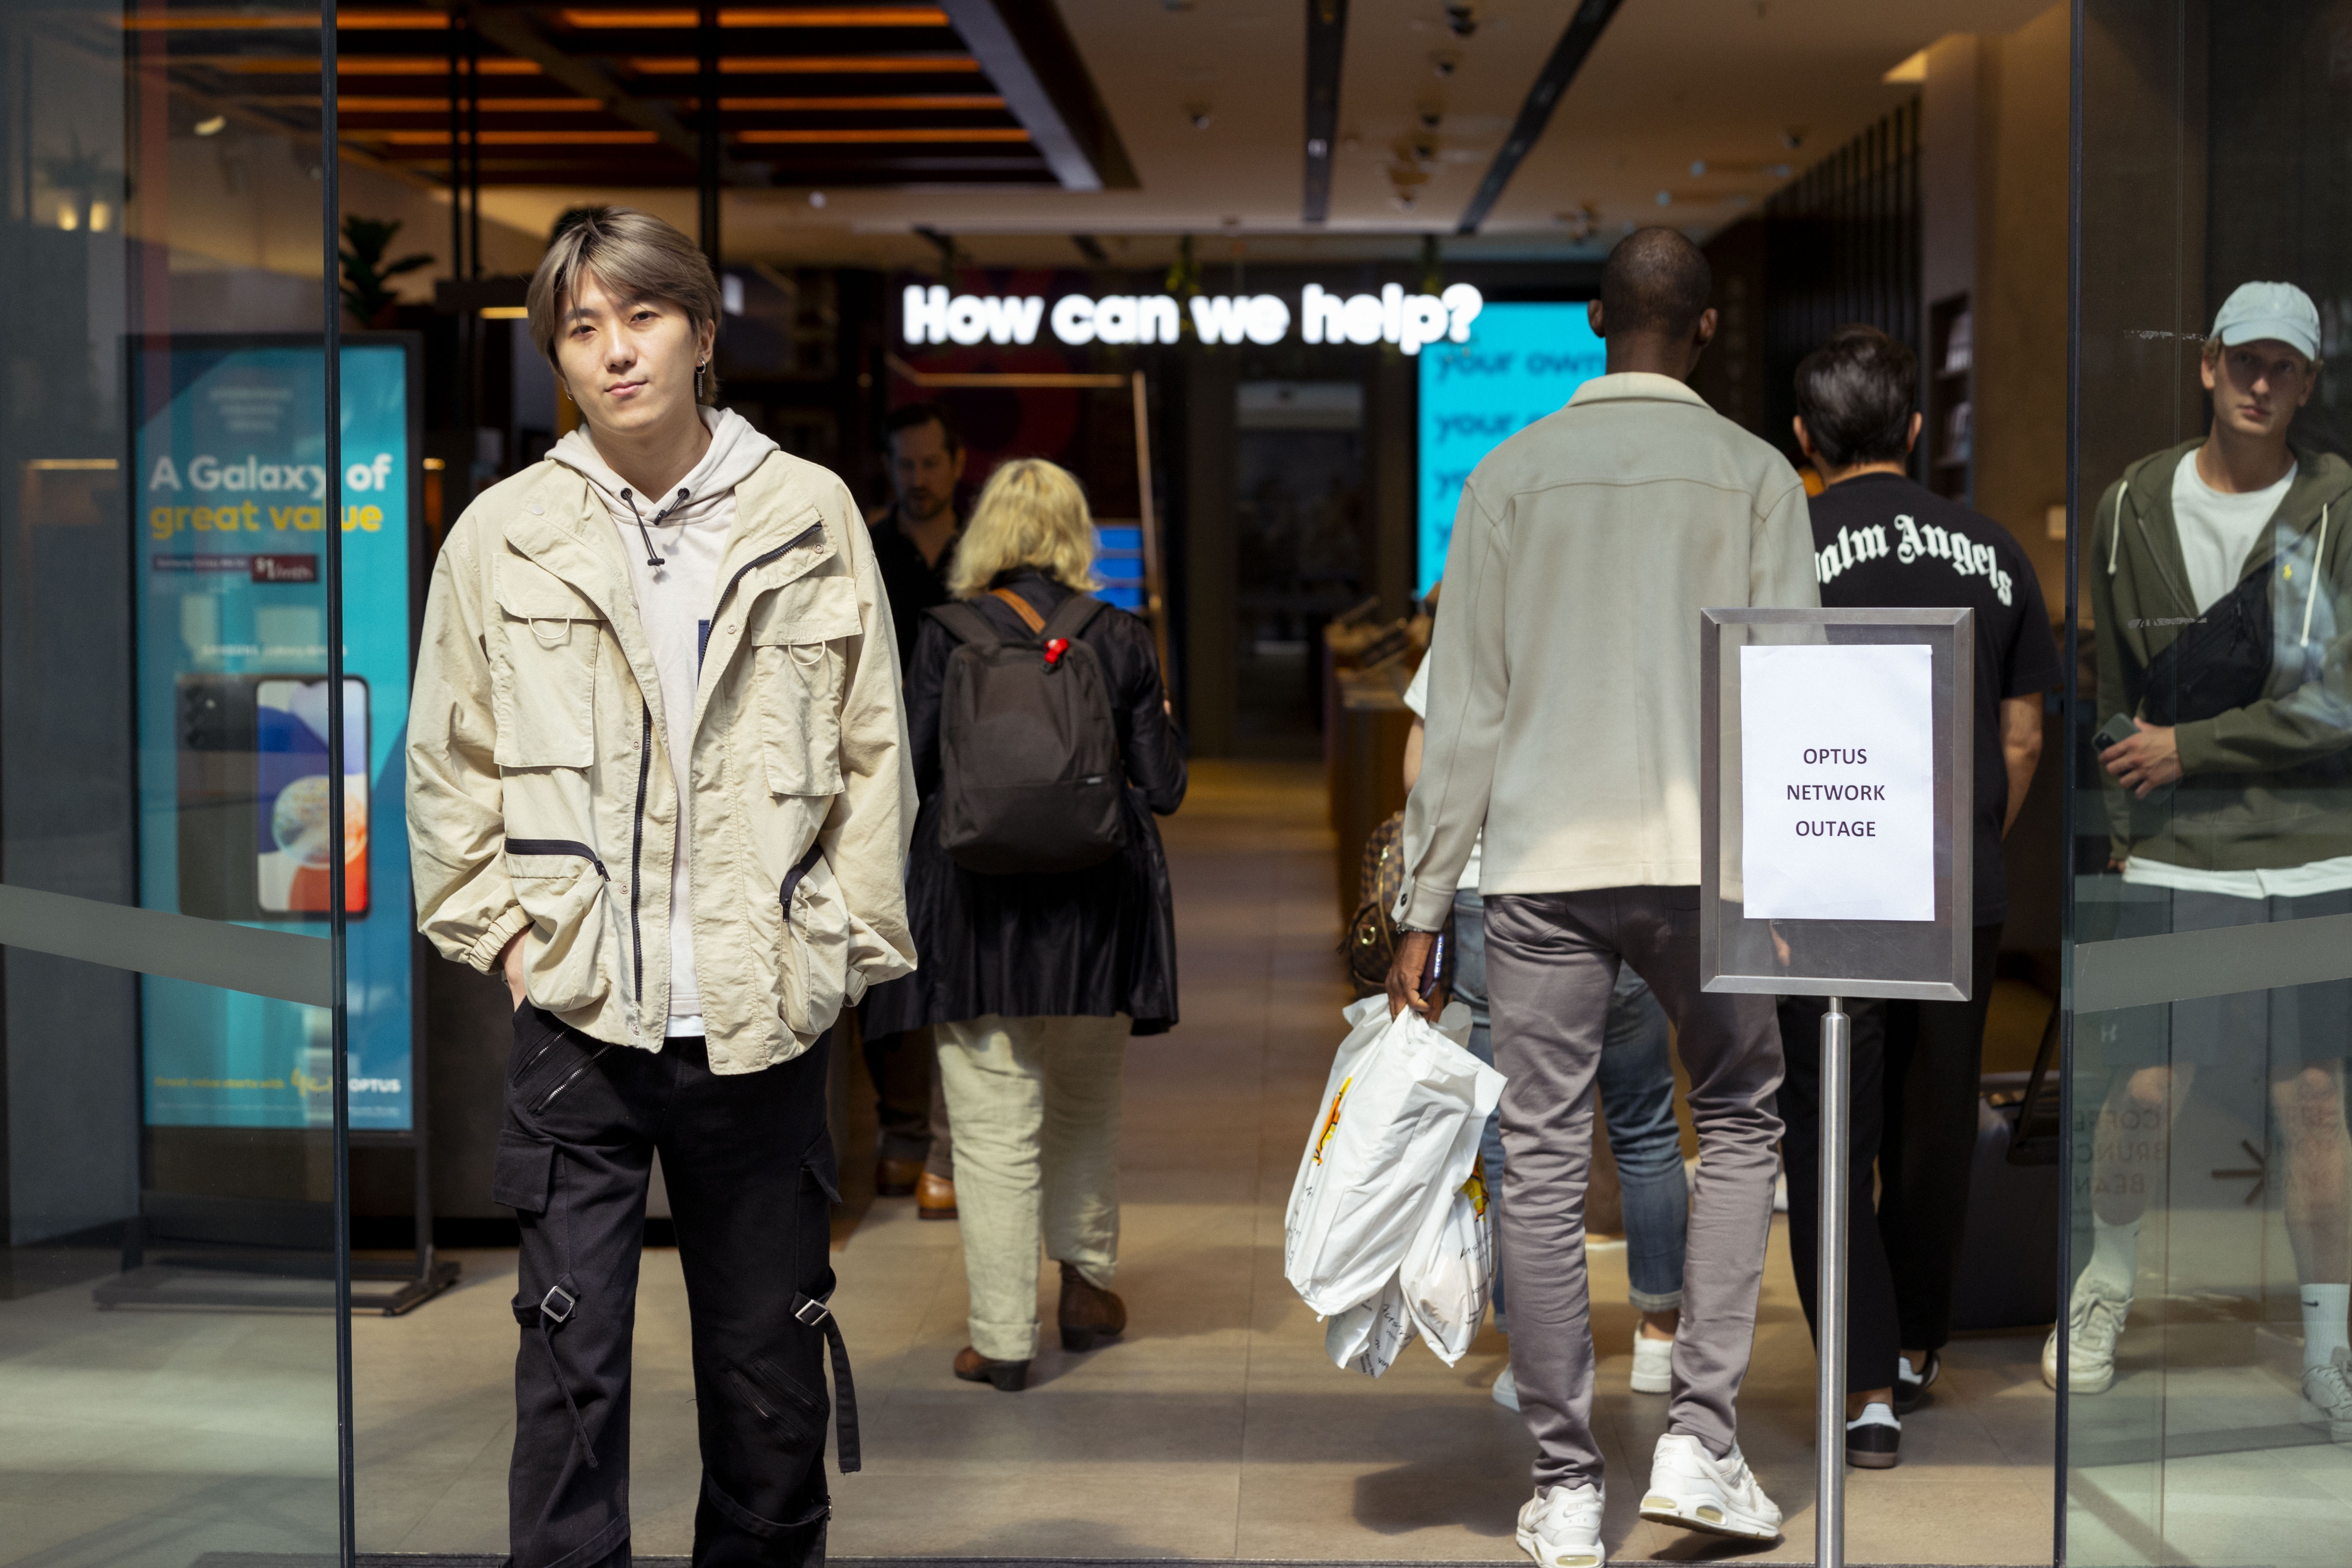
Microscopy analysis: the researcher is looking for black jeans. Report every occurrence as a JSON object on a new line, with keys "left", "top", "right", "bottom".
{"left": 495, "top": 1006, "right": 856, "bottom": 1568}
{"left": 1779, "top": 922, "right": 2003, "bottom": 1393}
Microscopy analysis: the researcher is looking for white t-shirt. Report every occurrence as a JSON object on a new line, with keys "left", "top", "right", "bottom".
{"left": 2171, "top": 450, "right": 2293, "bottom": 615}
{"left": 2124, "top": 451, "right": 2352, "bottom": 898}
{"left": 1402, "top": 655, "right": 1481, "bottom": 892}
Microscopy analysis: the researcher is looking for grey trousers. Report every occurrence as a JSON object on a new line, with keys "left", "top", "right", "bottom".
{"left": 1485, "top": 889, "right": 1785, "bottom": 1491}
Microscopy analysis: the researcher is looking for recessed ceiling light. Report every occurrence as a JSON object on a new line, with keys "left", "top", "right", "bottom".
{"left": 194, "top": 115, "right": 227, "bottom": 136}
{"left": 808, "top": 190, "right": 827, "bottom": 207}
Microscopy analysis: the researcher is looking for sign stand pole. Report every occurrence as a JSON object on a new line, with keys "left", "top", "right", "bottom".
{"left": 1816, "top": 997, "right": 1851, "bottom": 1568}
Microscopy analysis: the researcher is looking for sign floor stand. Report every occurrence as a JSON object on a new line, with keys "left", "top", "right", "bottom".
{"left": 1816, "top": 998, "right": 1851, "bottom": 1568}
{"left": 1698, "top": 605, "right": 1976, "bottom": 1568}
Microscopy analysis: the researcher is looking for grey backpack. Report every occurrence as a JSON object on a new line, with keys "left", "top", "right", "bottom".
{"left": 928, "top": 589, "right": 1126, "bottom": 874}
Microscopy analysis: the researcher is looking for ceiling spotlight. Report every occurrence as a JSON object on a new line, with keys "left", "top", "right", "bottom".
{"left": 1307, "top": 137, "right": 1329, "bottom": 157}
{"left": 1555, "top": 203, "right": 1598, "bottom": 240}
{"left": 1655, "top": 190, "right": 1673, "bottom": 206}
{"left": 1186, "top": 102, "right": 1214, "bottom": 130}
{"left": 1445, "top": 2, "right": 1478, "bottom": 38}
{"left": 1418, "top": 103, "right": 1444, "bottom": 131}
{"left": 194, "top": 114, "right": 227, "bottom": 137}
{"left": 1430, "top": 51, "right": 1458, "bottom": 77}
{"left": 1688, "top": 159, "right": 1706, "bottom": 177}
{"left": 1392, "top": 192, "right": 1418, "bottom": 212}
{"left": 1781, "top": 126, "right": 1807, "bottom": 151}
{"left": 808, "top": 190, "right": 827, "bottom": 208}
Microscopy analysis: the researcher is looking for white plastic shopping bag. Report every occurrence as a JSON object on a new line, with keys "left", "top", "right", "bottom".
{"left": 1400, "top": 1140, "right": 1495, "bottom": 1366}
{"left": 1324, "top": 1269, "right": 1416, "bottom": 1378}
{"left": 1283, "top": 996, "right": 1500, "bottom": 1319}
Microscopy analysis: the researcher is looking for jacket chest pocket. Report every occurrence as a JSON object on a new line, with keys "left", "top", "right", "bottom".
{"left": 493, "top": 558, "right": 600, "bottom": 769}
{"left": 748, "top": 575, "right": 860, "bottom": 798}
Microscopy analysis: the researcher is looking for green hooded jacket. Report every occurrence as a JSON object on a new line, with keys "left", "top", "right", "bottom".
{"left": 2089, "top": 438, "right": 2352, "bottom": 871}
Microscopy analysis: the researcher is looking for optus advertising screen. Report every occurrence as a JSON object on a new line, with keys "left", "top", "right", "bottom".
{"left": 131, "top": 338, "right": 415, "bottom": 1131}
{"left": 1415, "top": 302, "right": 1605, "bottom": 597}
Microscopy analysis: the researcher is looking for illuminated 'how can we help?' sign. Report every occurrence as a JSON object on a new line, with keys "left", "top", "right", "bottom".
{"left": 903, "top": 282, "right": 1485, "bottom": 354}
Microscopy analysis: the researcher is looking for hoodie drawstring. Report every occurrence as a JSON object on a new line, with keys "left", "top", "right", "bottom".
{"left": 620, "top": 486, "right": 693, "bottom": 569}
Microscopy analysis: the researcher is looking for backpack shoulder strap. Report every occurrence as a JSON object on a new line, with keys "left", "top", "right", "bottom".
{"left": 1040, "top": 593, "right": 1108, "bottom": 642}
{"left": 927, "top": 600, "right": 1002, "bottom": 652}
{"left": 989, "top": 586, "right": 1048, "bottom": 635}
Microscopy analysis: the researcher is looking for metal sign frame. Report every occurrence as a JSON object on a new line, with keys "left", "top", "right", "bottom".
{"left": 1699, "top": 605, "right": 1975, "bottom": 1001}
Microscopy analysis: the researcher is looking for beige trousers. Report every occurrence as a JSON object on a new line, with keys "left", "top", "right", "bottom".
{"left": 934, "top": 1012, "right": 1132, "bottom": 1360}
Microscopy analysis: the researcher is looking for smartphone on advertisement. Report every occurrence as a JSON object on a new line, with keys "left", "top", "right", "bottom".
{"left": 254, "top": 676, "right": 369, "bottom": 917}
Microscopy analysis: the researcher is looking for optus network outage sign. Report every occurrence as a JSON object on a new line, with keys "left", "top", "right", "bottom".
{"left": 1739, "top": 643, "right": 1936, "bottom": 922}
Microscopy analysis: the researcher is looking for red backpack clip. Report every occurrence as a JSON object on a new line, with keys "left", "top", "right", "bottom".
{"left": 1043, "top": 637, "right": 1070, "bottom": 667}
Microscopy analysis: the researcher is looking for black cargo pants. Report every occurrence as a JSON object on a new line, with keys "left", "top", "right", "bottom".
{"left": 494, "top": 1004, "right": 858, "bottom": 1568}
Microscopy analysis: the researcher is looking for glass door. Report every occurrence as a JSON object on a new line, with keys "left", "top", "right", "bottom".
{"left": 0, "top": 3, "right": 352, "bottom": 1562}
{"left": 2065, "top": 3, "right": 2352, "bottom": 1559}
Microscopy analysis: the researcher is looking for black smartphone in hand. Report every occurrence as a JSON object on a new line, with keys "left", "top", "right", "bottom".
{"left": 2094, "top": 712, "right": 2140, "bottom": 751}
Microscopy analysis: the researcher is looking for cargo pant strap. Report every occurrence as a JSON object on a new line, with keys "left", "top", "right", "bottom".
{"left": 538, "top": 1273, "right": 601, "bottom": 1470}
{"left": 794, "top": 1290, "right": 860, "bottom": 1473}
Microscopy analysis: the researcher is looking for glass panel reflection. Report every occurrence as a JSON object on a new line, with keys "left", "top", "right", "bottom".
{"left": 2070, "top": 3, "right": 2352, "bottom": 1561}
{"left": 0, "top": 1, "right": 342, "bottom": 1562}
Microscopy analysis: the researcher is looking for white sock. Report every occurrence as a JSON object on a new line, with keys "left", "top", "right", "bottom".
{"left": 1846, "top": 1401, "right": 1899, "bottom": 1431}
{"left": 2303, "top": 1283, "right": 2351, "bottom": 1372}
{"left": 2083, "top": 1217, "right": 2141, "bottom": 1298}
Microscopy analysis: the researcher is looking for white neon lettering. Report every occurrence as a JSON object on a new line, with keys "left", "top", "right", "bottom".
{"left": 1050, "top": 294, "right": 1097, "bottom": 345}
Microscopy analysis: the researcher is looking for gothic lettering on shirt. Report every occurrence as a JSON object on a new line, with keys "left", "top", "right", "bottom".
{"left": 1813, "top": 513, "right": 2015, "bottom": 606}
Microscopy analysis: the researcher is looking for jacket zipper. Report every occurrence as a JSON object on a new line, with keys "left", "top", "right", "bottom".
{"left": 716, "top": 523, "right": 821, "bottom": 615}
{"left": 779, "top": 842, "right": 824, "bottom": 927}
{"left": 631, "top": 702, "right": 652, "bottom": 1029}
{"left": 504, "top": 839, "right": 609, "bottom": 880}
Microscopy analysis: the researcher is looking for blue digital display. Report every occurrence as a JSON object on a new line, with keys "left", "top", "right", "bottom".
{"left": 1416, "top": 302, "right": 1605, "bottom": 596}
{"left": 132, "top": 341, "right": 416, "bottom": 1131}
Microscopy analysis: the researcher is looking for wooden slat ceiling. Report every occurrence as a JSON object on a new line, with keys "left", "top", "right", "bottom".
{"left": 146, "top": 3, "right": 1056, "bottom": 187}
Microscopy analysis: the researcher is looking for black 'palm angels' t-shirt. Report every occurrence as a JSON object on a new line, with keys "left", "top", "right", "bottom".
{"left": 1806, "top": 472, "right": 2063, "bottom": 925}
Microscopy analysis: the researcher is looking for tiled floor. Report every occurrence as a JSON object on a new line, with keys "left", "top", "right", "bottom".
{"left": 346, "top": 760, "right": 2063, "bottom": 1563}
{"left": 16, "top": 761, "right": 2346, "bottom": 1566}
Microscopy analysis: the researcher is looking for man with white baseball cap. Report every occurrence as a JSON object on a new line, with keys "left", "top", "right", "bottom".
{"left": 2071, "top": 281, "right": 2352, "bottom": 1446}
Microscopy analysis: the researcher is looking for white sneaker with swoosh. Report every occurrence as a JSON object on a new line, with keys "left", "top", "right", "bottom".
{"left": 1516, "top": 1482, "right": 1606, "bottom": 1568}
{"left": 2304, "top": 1348, "right": 2352, "bottom": 1443}
{"left": 1638, "top": 1433, "right": 1782, "bottom": 1542}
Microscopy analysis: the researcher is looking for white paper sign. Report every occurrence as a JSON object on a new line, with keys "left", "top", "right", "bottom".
{"left": 1739, "top": 643, "right": 1935, "bottom": 922}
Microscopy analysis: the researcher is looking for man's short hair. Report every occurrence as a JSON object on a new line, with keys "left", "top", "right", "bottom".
{"left": 525, "top": 206, "right": 722, "bottom": 403}
{"left": 1598, "top": 227, "right": 1712, "bottom": 340}
{"left": 884, "top": 401, "right": 962, "bottom": 454}
{"left": 1793, "top": 325, "right": 1918, "bottom": 471}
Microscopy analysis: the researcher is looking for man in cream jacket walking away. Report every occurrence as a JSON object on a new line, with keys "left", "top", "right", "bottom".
{"left": 1387, "top": 228, "right": 1819, "bottom": 1568}
{"left": 408, "top": 207, "right": 916, "bottom": 1568}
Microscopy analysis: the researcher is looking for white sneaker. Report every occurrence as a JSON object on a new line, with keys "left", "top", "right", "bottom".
{"left": 2041, "top": 1277, "right": 2132, "bottom": 1394}
{"left": 1630, "top": 1330, "right": 1672, "bottom": 1395}
{"left": 2303, "top": 1349, "right": 2352, "bottom": 1443}
{"left": 1493, "top": 1365, "right": 1521, "bottom": 1411}
{"left": 1516, "top": 1482, "right": 1606, "bottom": 1568}
{"left": 1638, "top": 1432, "right": 1782, "bottom": 1542}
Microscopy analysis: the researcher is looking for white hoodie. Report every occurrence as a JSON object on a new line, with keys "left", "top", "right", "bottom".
{"left": 549, "top": 406, "right": 779, "bottom": 1033}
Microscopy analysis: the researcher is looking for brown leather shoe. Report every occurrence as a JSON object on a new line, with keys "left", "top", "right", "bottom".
{"left": 875, "top": 1157, "right": 922, "bottom": 1197}
{"left": 952, "top": 1345, "right": 1028, "bottom": 1390}
{"left": 916, "top": 1171, "right": 958, "bottom": 1221}
{"left": 1058, "top": 1261, "right": 1127, "bottom": 1352}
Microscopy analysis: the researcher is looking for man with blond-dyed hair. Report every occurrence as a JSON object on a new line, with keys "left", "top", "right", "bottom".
{"left": 407, "top": 206, "right": 916, "bottom": 1568}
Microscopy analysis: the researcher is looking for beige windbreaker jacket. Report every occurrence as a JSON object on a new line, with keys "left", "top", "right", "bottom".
{"left": 407, "top": 449, "right": 918, "bottom": 1073}
{"left": 1395, "top": 373, "right": 1820, "bottom": 930}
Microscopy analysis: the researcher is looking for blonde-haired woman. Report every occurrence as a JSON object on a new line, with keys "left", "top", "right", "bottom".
{"left": 866, "top": 456, "right": 1186, "bottom": 1390}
